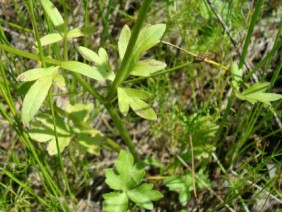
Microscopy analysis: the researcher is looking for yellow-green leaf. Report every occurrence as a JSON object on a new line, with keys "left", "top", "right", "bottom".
{"left": 78, "top": 46, "right": 99, "bottom": 63}
{"left": 53, "top": 74, "right": 66, "bottom": 91}
{"left": 22, "top": 76, "right": 53, "bottom": 123}
{"left": 66, "top": 103, "right": 93, "bottom": 123}
{"left": 134, "top": 24, "right": 166, "bottom": 59}
{"left": 17, "top": 66, "right": 59, "bottom": 82}
{"left": 118, "top": 25, "right": 131, "bottom": 61}
{"left": 77, "top": 47, "right": 115, "bottom": 81}
{"left": 61, "top": 61, "right": 105, "bottom": 82}
{"left": 117, "top": 87, "right": 157, "bottom": 120}
{"left": 38, "top": 33, "right": 63, "bottom": 46}
{"left": 130, "top": 59, "right": 166, "bottom": 76}
{"left": 29, "top": 113, "right": 71, "bottom": 156}
{"left": 41, "top": 0, "right": 64, "bottom": 32}
{"left": 67, "top": 27, "right": 96, "bottom": 39}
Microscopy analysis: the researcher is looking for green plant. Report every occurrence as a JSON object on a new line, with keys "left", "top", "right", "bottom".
{"left": 103, "top": 150, "right": 163, "bottom": 211}
{"left": 1, "top": 0, "right": 167, "bottom": 210}
{"left": 16, "top": 0, "right": 166, "bottom": 157}
{"left": 231, "top": 62, "right": 282, "bottom": 106}
{"left": 1, "top": 0, "right": 282, "bottom": 210}
{"left": 164, "top": 170, "right": 211, "bottom": 206}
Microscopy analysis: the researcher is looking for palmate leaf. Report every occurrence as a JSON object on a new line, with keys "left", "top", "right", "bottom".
{"left": 28, "top": 103, "right": 107, "bottom": 156}
{"left": 103, "top": 151, "right": 161, "bottom": 211}
{"left": 74, "top": 131, "right": 102, "bottom": 156}
{"left": 117, "top": 87, "right": 157, "bottom": 120}
{"left": 41, "top": 0, "right": 64, "bottom": 32}
{"left": 78, "top": 46, "right": 115, "bottom": 81}
{"left": 105, "top": 150, "right": 145, "bottom": 191}
{"left": 17, "top": 66, "right": 59, "bottom": 123}
{"left": 65, "top": 103, "right": 94, "bottom": 123}
{"left": 164, "top": 171, "right": 211, "bottom": 206}
{"left": 127, "top": 183, "right": 163, "bottom": 210}
{"left": 28, "top": 113, "right": 71, "bottom": 156}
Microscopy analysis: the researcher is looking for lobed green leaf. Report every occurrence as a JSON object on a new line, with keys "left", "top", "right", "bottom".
{"left": 105, "top": 169, "right": 125, "bottom": 191}
{"left": 117, "top": 87, "right": 157, "bottom": 120}
{"left": 103, "top": 192, "right": 128, "bottom": 212}
{"left": 78, "top": 46, "right": 115, "bottom": 81}
{"left": 66, "top": 103, "right": 94, "bottom": 123}
{"left": 75, "top": 133, "right": 102, "bottom": 155}
{"left": 127, "top": 183, "right": 163, "bottom": 210}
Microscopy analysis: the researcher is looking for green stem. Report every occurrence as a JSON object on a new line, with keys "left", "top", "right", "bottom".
{"left": 61, "top": 0, "right": 69, "bottom": 61}
{"left": 239, "top": 0, "right": 263, "bottom": 68}
{"left": 1, "top": 168, "right": 47, "bottom": 206}
{"left": 26, "top": 0, "right": 46, "bottom": 68}
{"left": 48, "top": 91, "right": 74, "bottom": 202}
{"left": 0, "top": 44, "right": 61, "bottom": 65}
{"left": 105, "top": 104, "right": 139, "bottom": 161}
{"left": 106, "top": 0, "right": 153, "bottom": 102}
{"left": 214, "top": 94, "right": 235, "bottom": 144}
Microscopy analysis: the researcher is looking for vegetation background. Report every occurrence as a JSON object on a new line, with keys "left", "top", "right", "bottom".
{"left": 0, "top": 0, "right": 281, "bottom": 211}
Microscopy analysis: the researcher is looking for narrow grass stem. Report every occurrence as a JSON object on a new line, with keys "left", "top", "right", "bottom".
{"left": 26, "top": 0, "right": 46, "bottom": 68}
{"left": 162, "top": 41, "right": 228, "bottom": 70}
{"left": 214, "top": 94, "right": 235, "bottom": 144}
{"left": 48, "top": 91, "right": 75, "bottom": 202}
{"left": 1, "top": 169, "right": 48, "bottom": 205}
{"left": 0, "top": 44, "right": 61, "bottom": 65}
{"left": 239, "top": 0, "right": 263, "bottom": 68}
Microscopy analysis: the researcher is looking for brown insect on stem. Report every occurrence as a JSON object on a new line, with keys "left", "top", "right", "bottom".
{"left": 193, "top": 52, "right": 213, "bottom": 63}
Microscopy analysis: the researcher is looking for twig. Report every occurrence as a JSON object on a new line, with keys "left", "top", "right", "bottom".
{"left": 189, "top": 134, "right": 197, "bottom": 199}
{"left": 161, "top": 41, "right": 229, "bottom": 70}
{"left": 175, "top": 154, "right": 236, "bottom": 212}
{"left": 230, "top": 170, "right": 282, "bottom": 205}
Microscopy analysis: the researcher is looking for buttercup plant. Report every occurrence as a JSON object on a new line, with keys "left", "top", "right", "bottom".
{"left": 10, "top": 0, "right": 165, "bottom": 210}
{"left": 16, "top": 0, "right": 166, "bottom": 159}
